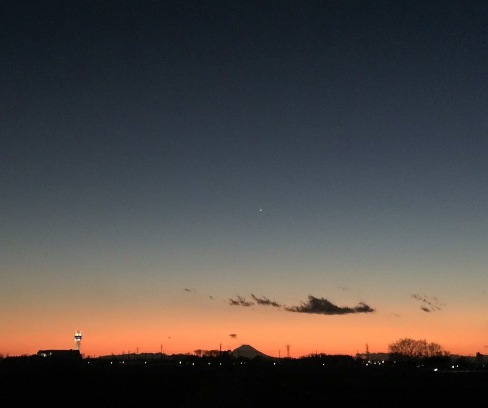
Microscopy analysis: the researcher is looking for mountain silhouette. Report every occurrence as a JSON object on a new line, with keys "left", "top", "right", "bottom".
{"left": 231, "top": 344, "right": 272, "bottom": 359}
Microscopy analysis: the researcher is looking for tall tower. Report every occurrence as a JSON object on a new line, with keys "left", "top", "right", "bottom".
{"left": 74, "top": 330, "right": 82, "bottom": 351}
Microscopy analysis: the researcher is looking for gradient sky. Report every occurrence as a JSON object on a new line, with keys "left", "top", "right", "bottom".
{"left": 2, "top": 1, "right": 487, "bottom": 358}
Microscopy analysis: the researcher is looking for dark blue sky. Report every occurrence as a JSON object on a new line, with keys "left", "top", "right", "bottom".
{"left": 1, "top": 1, "right": 488, "bottom": 356}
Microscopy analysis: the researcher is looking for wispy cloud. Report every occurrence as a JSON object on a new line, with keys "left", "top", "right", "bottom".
{"left": 251, "top": 294, "right": 281, "bottom": 307}
{"left": 184, "top": 287, "right": 216, "bottom": 301}
{"left": 285, "top": 295, "right": 375, "bottom": 315}
{"left": 227, "top": 293, "right": 375, "bottom": 315}
{"left": 411, "top": 293, "right": 443, "bottom": 312}
{"left": 229, "top": 295, "right": 254, "bottom": 307}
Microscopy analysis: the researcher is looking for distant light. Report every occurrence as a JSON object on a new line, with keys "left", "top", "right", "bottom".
{"left": 434, "top": 368, "right": 438, "bottom": 372}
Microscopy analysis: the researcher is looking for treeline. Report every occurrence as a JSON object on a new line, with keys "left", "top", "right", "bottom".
{"left": 2, "top": 337, "right": 487, "bottom": 372}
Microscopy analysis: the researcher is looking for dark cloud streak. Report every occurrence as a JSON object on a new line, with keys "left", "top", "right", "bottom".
{"left": 251, "top": 294, "right": 281, "bottom": 307}
{"left": 285, "top": 295, "right": 375, "bottom": 315}
{"left": 412, "top": 294, "right": 443, "bottom": 312}
{"left": 229, "top": 295, "right": 254, "bottom": 307}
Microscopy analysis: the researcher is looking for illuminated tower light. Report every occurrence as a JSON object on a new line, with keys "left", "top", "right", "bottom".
{"left": 74, "top": 330, "right": 82, "bottom": 351}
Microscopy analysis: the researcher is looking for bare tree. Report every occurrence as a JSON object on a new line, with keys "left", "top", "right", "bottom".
{"left": 425, "top": 341, "right": 447, "bottom": 357}
{"left": 388, "top": 338, "right": 449, "bottom": 360}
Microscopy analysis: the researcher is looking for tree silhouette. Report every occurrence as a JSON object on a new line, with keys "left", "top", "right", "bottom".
{"left": 388, "top": 338, "right": 449, "bottom": 360}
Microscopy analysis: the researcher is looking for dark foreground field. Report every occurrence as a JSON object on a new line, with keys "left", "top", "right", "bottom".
{"left": 1, "top": 360, "right": 486, "bottom": 407}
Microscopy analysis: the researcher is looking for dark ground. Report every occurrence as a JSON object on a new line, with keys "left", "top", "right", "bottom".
{"left": 1, "top": 360, "right": 486, "bottom": 407}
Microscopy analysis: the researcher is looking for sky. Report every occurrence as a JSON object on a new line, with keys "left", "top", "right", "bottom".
{"left": 1, "top": 0, "right": 487, "bottom": 358}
